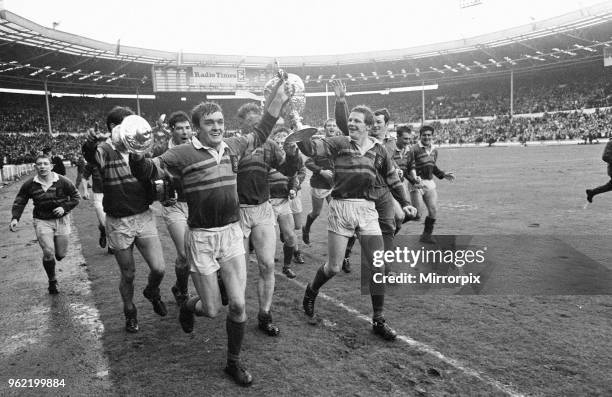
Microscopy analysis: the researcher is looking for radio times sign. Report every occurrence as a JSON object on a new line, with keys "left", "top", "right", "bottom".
{"left": 152, "top": 66, "right": 273, "bottom": 92}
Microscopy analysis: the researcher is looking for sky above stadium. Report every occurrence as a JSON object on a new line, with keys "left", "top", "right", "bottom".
{"left": 4, "top": 0, "right": 607, "bottom": 57}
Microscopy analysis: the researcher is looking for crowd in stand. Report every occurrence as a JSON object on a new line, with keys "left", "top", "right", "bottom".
{"left": 1, "top": 65, "right": 611, "bottom": 164}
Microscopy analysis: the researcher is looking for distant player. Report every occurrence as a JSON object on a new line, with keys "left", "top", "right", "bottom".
{"left": 407, "top": 125, "right": 455, "bottom": 244}
{"left": 10, "top": 153, "right": 80, "bottom": 294}
{"left": 586, "top": 139, "right": 612, "bottom": 203}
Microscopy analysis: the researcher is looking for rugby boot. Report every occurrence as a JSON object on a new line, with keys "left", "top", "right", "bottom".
{"left": 419, "top": 233, "right": 437, "bottom": 244}
{"left": 303, "top": 283, "right": 318, "bottom": 318}
{"left": 125, "top": 308, "right": 139, "bottom": 333}
{"left": 257, "top": 312, "right": 280, "bottom": 336}
{"left": 143, "top": 286, "right": 168, "bottom": 317}
{"left": 342, "top": 258, "right": 351, "bottom": 273}
{"left": 224, "top": 361, "right": 253, "bottom": 387}
{"left": 282, "top": 265, "right": 296, "bottom": 279}
{"left": 586, "top": 189, "right": 594, "bottom": 203}
{"left": 48, "top": 280, "right": 59, "bottom": 295}
{"left": 171, "top": 285, "right": 188, "bottom": 307}
{"left": 218, "top": 272, "right": 228, "bottom": 306}
{"left": 178, "top": 297, "right": 198, "bottom": 334}
{"left": 372, "top": 318, "right": 397, "bottom": 341}
{"left": 302, "top": 226, "right": 310, "bottom": 245}
{"left": 293, "top": 250, "right": 305, "bottom": 264}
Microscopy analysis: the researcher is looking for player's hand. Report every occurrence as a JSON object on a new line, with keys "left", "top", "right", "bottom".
{"left": 402, "top": 205, "right": 418, "bottom": 221}
{"left": 289, "top": 189, "right": 297, "bottom": 199}
{"left": 52, "top": 207, "right": 65, "bottom": 217}
{"left": 330, "top": 79, "right": 346, "bottom": 99}
{"left": 319, "top": 169, "right": 333, "bottom": 183}
{"left": 82, "top": 192, "right": 90, "bottom": 200}
{"left": 9, "top": 219, "right": 18, "bottom": 232}
{"left": 444, "top": 172, "right": 455, "bottom": 182}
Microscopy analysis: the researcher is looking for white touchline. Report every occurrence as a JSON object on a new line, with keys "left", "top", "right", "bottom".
{"left": 68, "top": 219, "right": 111, "bottom": 380}
{"left": 277, "top": 272, "right": 526, "bottom": 397}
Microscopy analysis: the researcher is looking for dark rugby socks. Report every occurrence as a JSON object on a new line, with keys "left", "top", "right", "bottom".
{"left": 226, "top": 318, "right": 246, "bottom": 364}
{"left": 42, "top": 259, "right": 56, "bottom": 281}
{"left": 310, "top": 264, "right": 333, "bottom": 292}
{"left": 345, "top": 235, "right": 357, "bottom": 259}
{"left": 174, "top": 260, "right": 189, "bottom": 294}
{"left": 283, "top": 244, "right": 295, "bottom": 266}
{"left": 424, "top": 216, "right": 436, "bottom": 234}
{"left": 304, "top": 214, "right": 315, "bottom": 232}
{"left": 371, "top": 294, "right": 385, "bottom": 321}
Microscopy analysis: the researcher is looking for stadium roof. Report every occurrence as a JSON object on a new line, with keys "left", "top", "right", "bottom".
{"left": 1, "top": 2, "right": 611, "bottom": 94}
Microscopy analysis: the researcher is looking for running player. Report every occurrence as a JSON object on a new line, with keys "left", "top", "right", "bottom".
{"left": 268, "top": 127, "right": 306, "bottom": 279}
{"left": 301, "top": 119, "right": 337, "bottom": 246}
{"left": 129, "top": 78, "right": 290, "bottom": 386}
{"left": 10, "top": 153, "right": 80, "bottom": 294}
{"left": 83, "top": 107, "right": 167, "bottom": 334}
{"left": 297, "top": 103, "right": 416, "bottom": 340}
{"left": 407, "top": 125, "right": 455, "bottom": 244}
{"left": 160, "top": 111, "right": 194, "bottom": 306}
{"left": 235, "top": 102, "right": 300, "bottom": 337}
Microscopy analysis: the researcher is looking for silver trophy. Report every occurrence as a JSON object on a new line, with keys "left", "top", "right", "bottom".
{"left": 263, "top": 72, "right": 317, "bottom": 143}
{"left": 111, "top": 114, "right": 154, "bottom": 155}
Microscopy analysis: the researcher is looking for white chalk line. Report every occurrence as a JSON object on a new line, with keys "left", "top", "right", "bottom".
{"left": 67, "top": 219, "right": 111, "bottom": 380}
{"left": 276, "top": 272, "right": 527, "bottom": 397}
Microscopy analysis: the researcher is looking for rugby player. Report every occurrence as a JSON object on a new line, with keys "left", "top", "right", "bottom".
{"left": 160, "top": 111, "right": 194, "bottom": 306}
{"left": 235, "top": 103, "right": 300, "bottom": 336}
{"left": 297, "top": 102, "right": 416, "bottom": 341}
{"left": 10, "top": 153, "right": 80, "bottom": 294}
{"left": 407, "top": 125, "right": 455, "bottom": 244}
{"left": 129, "top": 78, "right": 291, "bottom": 386}
{"left": 301, "top": 118, "right": 338, "bottom": 246}
{"left": 83, "top": 107, "right": 167, "bottom": 334}
{"left": 43, "top": 147, "right": 66, "bottom": 176}
{"left": 332, "top": 80, "right": 409, "bottom": 273}
{"left": 268, "top": 127, "right": 306, "bottom": 280}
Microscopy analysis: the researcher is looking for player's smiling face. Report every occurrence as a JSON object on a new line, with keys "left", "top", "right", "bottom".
{"left": 421, "top": 130, "right": 433, "bottom": 146}
{"left": 197, "top": 111, "right": 225, "bottom": 147}
{"left": 372, "top": 114, "right": 387, "bottom": 139}
{"left": 348, "top": 111, "right": 369, "bottom": 141}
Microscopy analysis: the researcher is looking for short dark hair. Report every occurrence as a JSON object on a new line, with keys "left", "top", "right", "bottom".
{"left": 374, "top": 108, "right": 391, "bottom": 124}
{"left": 350, "top": 105, "right": 374, "bottom": 127}
{"left": 167, "top": 111, "right": 191, "bottom": 129}
{"left": 397, "top": 125, "right": 412, "bottom": 136}
{"left": 42, "top": 146, "right": 52, "bottom": 154}
{"left": 35, "top": 154, "right": 51, "bottom": 163}
{"left": 106, "top": 106, "right": 134, "bottom": 132}
{"left": 191, "top": 102, "right": 223, "bottom": 128}
{"left": 419, "top": 125, "right": 435, "bottom": 135}
{"left": 237, "top": 102, "right": 262, "bottom": 120}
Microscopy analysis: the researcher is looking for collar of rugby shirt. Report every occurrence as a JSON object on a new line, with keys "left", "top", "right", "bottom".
{"left": 191, "top": 136, "right": 229, "bottom": 165}
{"left": 354, "top": 136, "right": 377, "bottom": 156}
{"left": 33, "top": 172, "right": 59, "bottom": 192}
{"left": 418, "top": 141, "right": 434, "bottom": 156}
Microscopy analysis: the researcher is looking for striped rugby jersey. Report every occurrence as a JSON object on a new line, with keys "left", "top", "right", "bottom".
{"left": 12, "top": 172, "right": 80, "bottom": 221}
{"left": 297, "top": 136, "right": 409, "bottom": 207}
{"left": 268, "top": 156, "right": 306, "bottom": 199}
{"left": 130, "top": 112, "right": 277, "bottom": 229}
{"left": 237, "top": 140, "right": 300, "bottom": 205}
{"left": 408, "top": 143, "right": 446, "bottom": 180}
{"left": 305, "top": 155, "right": 334, "bottom": 189}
